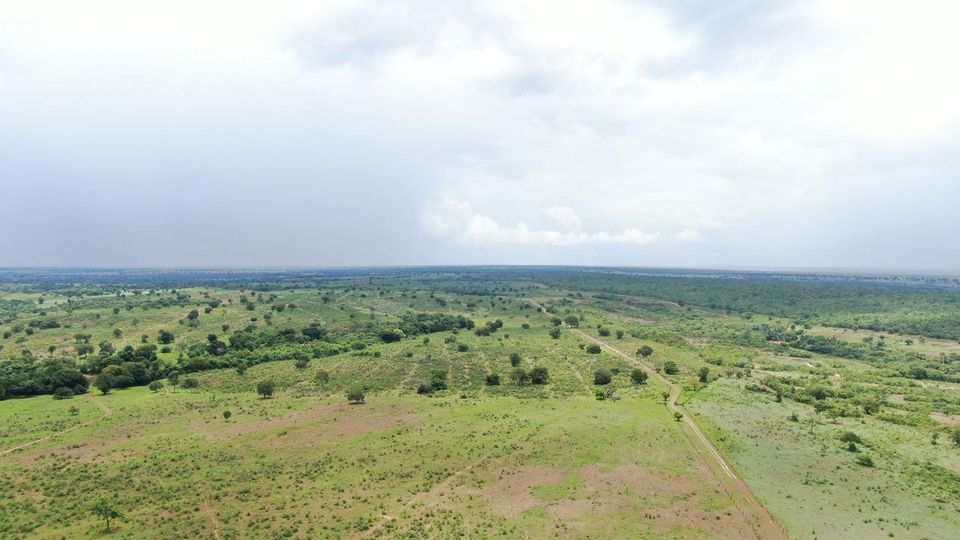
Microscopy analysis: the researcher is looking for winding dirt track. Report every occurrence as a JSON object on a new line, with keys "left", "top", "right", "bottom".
{"left": 0, "top": 393, "right": 112, "bottom": 458}
{"left": 532, "top": 300, "right": 788, "bottom": 540}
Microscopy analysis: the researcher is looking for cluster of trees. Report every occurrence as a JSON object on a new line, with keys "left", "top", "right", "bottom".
{"left": 545, "top": 271, "right": 960, "bottom": 339}
{"left": 417, "top": 370, "right": 448, "bottom": 394}
{"left": 474, "top": 319, "right": 504, "bottom": 336}
{"left": 592, "top": 367, "right": 652, "bottom": 386}
{"left": 225, "top": 323, "right": 328, "bottom": 351}
{"left": 510, "top": 366, "right": 549, "bottom": 385}
{"left": 759, "top": 375, "right": 883, "bottom": 417}
{"left": 398, "top": 312, "right": 474, "bottom": 335}
{"left": 896, "top": 362, "right": 960, "bottom": 383}
{"left": 0, "top": 355, "right": 88, "bottom": 399}
{"left": 83, "top": 344, "right": 165, "bottom": 392}
{"left": 758, "top": 325, "right": 865, "bottom": 359}
{"left": 379, "top": 312, "right": 475, "bottom": 343}
{"left": 2, "top": 318, "right": 60, "bottom": 339}
{"left": 756, "top": 325, "right": 960, "bottom": 382}
{"left": 28, "top": 318, "right": 62, "bottom": 329}
{"left": 25, "top": 322, "right": 343, "bottom": 397}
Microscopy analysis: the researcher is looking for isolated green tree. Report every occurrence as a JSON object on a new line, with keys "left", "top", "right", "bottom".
{"left": 807, "top": 385, "right": 830, "bottom": 400}
{"left": 347, "top": 388, "right": 365, "bottom": 404}
{"left": 839, "top": 431, "right": 862, "bottom": 444}
{"left": 549, "top": 327, "right": 561, "bottom": 339}
{"left": 663, "top": 361, "right": 679, "bottom": 375}
{"left": 529, "top": 366, "right": 549, "bottom": 385}
{"left": 158, "top": 329, "right": 175, "bottom": 344}
{"left": 509, "top": 352, "right": 522, "bottom": 367}
{"left": 638, "top": 345, "right": 654, "bottom": 357}
{"left": 315, "top": 369, "right": 330, "bottom": 386}
{"left": 148, "top": 381, "right": 163, "bottom": 392}
{"left": 92, "top": 497, "right": 122, "bottom": 531}
{"left": 301, "top": 323, "right": 327, "bottom": 341}
{"left": 630, "top": 368, "right": 648, "bottom": 385}
{"left": 698, "top": 367, "right": 710, "bottom": 383}
{"left": 380, "top": 328, "right": 405, "bottom": 343}
{"left": 256, "top": 379, "right": 275, "bottom": 399}
{"left": 860, "top": 396, "right": 880, "bottom": 415}
{"left": 594, "top": 370, "right": 612, "bottom": 385}
{"left": 94, "top": 373, "right": 115, "bottom": 395}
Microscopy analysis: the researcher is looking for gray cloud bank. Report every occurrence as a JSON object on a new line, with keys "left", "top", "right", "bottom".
{"left": 1, "top": 0, "right": 958, "bottom": 269}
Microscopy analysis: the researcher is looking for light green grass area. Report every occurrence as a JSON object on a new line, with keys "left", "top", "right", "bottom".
{"left": 3, "top": 272, "right": 960, "bottom": 539}
{"left": 686, "top": 379, "right": 960, "bottom": 539}
{"left": 1, "top": 386, "right": 747, "bottom": 539}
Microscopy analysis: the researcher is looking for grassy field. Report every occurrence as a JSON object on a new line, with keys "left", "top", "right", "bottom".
{"left": 2, "top": 268, "right": 960, "bottom": 538}
{"left": 1, "top": 383, "right": 756, "bottom": 538}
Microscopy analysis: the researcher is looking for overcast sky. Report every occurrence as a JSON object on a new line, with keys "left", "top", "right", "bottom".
{"left": 1, "top": 0, "right": 958, "bottom": 269}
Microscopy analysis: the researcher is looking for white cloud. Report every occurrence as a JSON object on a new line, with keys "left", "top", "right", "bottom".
{"left": 425, "top": 199, "right": 658, "bottom": 246}
{"left": 675, "top": 229, "right": 703, "bottom": 242}
{"left": 544, "top": 206, "right": 583, "bottom": 232}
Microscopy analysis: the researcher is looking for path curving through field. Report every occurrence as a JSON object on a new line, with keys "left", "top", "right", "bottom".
{"left": 530, "top": 299, "right": 788, "bottom": 540}
{"left": 0, "top": 393, "right": 113, "bottom": 458}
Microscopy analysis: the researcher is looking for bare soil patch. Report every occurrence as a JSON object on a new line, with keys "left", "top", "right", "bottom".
{"left": 931, "top": 412, "right": 960, "bottom": 426}
{"left": 483, "top": 466, "right": 565, "bottom": 516}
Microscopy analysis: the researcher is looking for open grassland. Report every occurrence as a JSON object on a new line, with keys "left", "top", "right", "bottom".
{"left": 686, "top": 380, "right": 960, "bottom": 539}
{"left": 1, "top": 384, "right": 758, "bottom": 538}
{"left": 2, "top": 268, "right": 960, "bottom": 538}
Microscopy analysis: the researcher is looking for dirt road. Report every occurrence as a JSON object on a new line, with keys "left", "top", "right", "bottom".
{"left": 0, "top": 393, "right": 113, "bottom": 458}
{"left": 532, "top": 300, "right": 788, "bottom": 539}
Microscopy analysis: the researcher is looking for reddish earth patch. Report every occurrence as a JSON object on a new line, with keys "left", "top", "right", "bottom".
{"left": 483, "top": 466, "right": 565, "bottom": 516}
{"left": 579, "top": 462, "right": 695, "bottom": 496}
{"left": 197, "top": 401, "right": 419, "bottom": 451}
{"left": 545, "top": 499, "right": 593, "bottom": 520}
{"left": 482, "top": 462, "right": 757, "bottom": 538}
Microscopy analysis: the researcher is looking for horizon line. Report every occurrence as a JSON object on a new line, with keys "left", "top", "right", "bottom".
{"left": 0, "top": 264, "right": 958, "bottom": 277}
